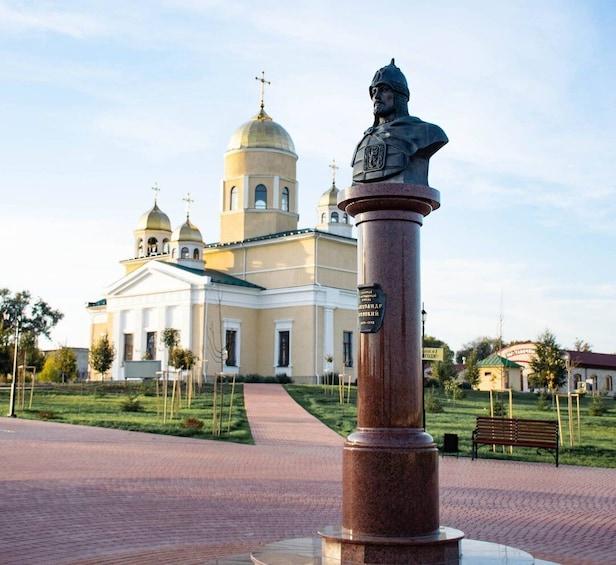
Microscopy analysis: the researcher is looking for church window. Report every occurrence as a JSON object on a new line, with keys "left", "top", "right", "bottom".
{"left": 604, "top": 375, "right": 612, "bottom": 391}
{"left": 193, "top": 249, "right": 200, "bottom": 260}
{"left": 230, "top": 186, "right": 238, "bottom": 211}
{"left": 282, "top": 187, "right": 289, "bottom": 211}
{"left": 343, "top": 213, "right": 349, "bottom": 224}
{"left": 123, "top": 334, "right": 134, "bottom": 362}
{"left": 162, "top": 239, "right": 170, "bottom": 254}
{"left": 138, "top": 240, "right": 144, "bottom": 258}
{"left": 225, "top": 330, "right": 237, "bottom": 367}
{"left": 147, "top": 237, "right": 158, "bottom": 256}
{"left": 278, "top": 330, "right": 290, "bottom": 367}
{"left": 321, "top": 212, "right": 326, "bottom": 223}
{"left": 331, "top": 212, "right": 339, "bottom": 223}
{"left": 255, "top": 184, "right": 267, "bottom": 209}
{"left": 343, "top": 331, "right": 353, "bottom": 368}
{"left": 181, "top": 247, "right": 189, "bottom": 259}
{"left": 145, "top": 331, "right": 157, "bottom": 360}
{"left": 171, "top": 248, "right": 176, "bottom": 258}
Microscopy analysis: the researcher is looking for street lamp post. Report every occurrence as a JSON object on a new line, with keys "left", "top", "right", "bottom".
{"left": 421, "top": 304, "right": 427, "bottom": 429}
{"left": 7, "top": 319, "right": 19, "bottom": 417}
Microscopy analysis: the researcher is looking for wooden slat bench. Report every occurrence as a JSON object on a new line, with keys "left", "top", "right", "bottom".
{"left": 472, "top": 416, "right": 559, "bottom": 466}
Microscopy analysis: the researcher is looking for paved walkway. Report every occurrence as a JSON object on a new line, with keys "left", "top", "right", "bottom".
{"left": 0, "top": 384, "right": 613, "bottom": 565}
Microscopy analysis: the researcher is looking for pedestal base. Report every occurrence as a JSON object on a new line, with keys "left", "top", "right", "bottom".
{"left": 320, "top": 525, "right": 462, "bottom": 564}
{"left": 209, "top": 536, "right": 559, "bottom": 564}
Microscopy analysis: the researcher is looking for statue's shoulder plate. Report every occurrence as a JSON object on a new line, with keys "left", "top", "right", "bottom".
{"left": 352, "top": 131, "right": 407, "bottom": 183}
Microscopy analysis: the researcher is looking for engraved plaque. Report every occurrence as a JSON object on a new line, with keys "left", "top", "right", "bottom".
{"left": 358, "top": 283, "right": 386, "bottom": 333}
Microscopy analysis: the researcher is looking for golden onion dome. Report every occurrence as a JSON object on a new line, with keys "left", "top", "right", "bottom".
{"left": 226, "top": 107, "right": 296, "bottom": 154}
{"left": 136, "top": 202, "right": 172, "bottom": 232}
{"left": 172, "top": 218, "right": 203, "bottom": 243}
{"left": 319, "top": 184, "right": 339, "bottom": 207}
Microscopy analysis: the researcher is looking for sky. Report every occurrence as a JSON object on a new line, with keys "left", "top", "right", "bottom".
{"left": 1, "top": 0, "right": 615, "bottom": 356}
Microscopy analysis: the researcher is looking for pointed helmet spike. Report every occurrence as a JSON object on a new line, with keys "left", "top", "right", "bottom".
{"left": 369, "top": 58, "right": 409, "bottom": 100}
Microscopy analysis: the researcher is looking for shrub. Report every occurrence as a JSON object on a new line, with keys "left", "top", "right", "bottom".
{"left": 589, "top": 393, "right": 609, "bottom": 417}
{"left": 121, "top": 398, "right": 144, "bottom": 412}
{"left": 180, "top": 418, "right": 204, "bottom": 430}
{"left": 492, "top": 399, "right": 507, "bottom": 417}
{"left": 536, "top": 392, "right": 551, "bottom": 411}
{"left": 425, "top": 389, "right": 444, "bottom": 413}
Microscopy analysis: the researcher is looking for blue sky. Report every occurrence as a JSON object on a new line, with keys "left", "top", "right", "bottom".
{"left": 1, "top": 0, "right": 615, "bottom": 355}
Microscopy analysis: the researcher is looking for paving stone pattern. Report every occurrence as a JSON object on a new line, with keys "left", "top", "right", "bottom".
{"left": 0, "top": 384, "right": 614, "bottom": 565}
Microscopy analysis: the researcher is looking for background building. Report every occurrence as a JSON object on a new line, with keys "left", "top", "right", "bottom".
{"left": 499, "top": 342, "right": 616, "bottom": 396}
{"left": 87, "top": 100, "right": 358, "bottom": 384}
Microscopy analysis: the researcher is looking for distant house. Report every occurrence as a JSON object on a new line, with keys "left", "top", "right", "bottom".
{"left": 499, "top": 342, "right": 616, "bottom": 396}
{"left": 476, "top": 354, "right": 523, "bottom": 392}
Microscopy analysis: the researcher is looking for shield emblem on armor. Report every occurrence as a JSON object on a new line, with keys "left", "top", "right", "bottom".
{"left": 364, "top": 142, "right": 386, "bottom": 172}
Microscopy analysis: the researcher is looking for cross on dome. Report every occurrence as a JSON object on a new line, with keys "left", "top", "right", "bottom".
{"left": 255, "top": 71, "right": 271, "bottom": 110}
{"left": 329, "top": 159, "right": 339, "bottom": 187}
{"left": 152, "top": 182, "right": 161, "bottom": 203}
{"left": 183, "top": 192, "right": 194, "bottom": 219}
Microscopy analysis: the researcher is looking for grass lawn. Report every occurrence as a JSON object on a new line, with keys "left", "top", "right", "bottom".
{"left": 285, "top": 384, "right": 616, "bottom": 468}
{"left": 2, "top": 381, "right": 614, "bottom": 468}
{"left": 0, "top": 381, "right": 253, "bottom": 444}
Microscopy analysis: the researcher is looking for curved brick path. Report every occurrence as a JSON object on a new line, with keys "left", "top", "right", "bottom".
{"left": 0, "top": 384, "right": 613, "bottom": 565}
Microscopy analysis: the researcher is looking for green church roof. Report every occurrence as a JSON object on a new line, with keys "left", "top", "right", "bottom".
{"left": 477, "top": 354, "right": 522, "bottom": 368}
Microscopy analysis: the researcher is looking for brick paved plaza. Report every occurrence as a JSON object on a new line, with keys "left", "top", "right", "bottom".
{"left": 0, "top": 384, "right": 614, "bottom": 565}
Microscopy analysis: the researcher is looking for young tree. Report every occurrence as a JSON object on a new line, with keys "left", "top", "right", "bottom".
{"left": 40, "top": 347, "right": 77, "bottom": 383}
{"left": 169, "top": 347, "right": 196, "bottom": 371}
{"left": 463, "top": 350, "right": 480, "bottom": 389}
{"left": 529, "top": 329, "right": 567, "bottom": 393}
{"left": 0, "top": 288, "right": 63, "bottom": 374}
{"left": 90, "top": 334, "right": 116, "bottom": 381}
{"left": 573, "top": 338, "right": 592, "bottom": 352}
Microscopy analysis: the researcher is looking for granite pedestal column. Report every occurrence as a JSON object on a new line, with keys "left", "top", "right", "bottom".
{"left": 319, "top": 182, "right": 463, "bottom": 564}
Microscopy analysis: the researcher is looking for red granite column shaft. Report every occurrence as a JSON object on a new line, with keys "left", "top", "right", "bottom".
{"left": 338, "top": 183, "right": 441, "bottom": 539}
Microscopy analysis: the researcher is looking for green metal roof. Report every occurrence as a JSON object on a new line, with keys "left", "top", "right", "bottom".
{"left": 166, "top": 262, "right": 265, "bottom": 290}
{"left": 477, "top": 354, "right": 522, "bottom": 368}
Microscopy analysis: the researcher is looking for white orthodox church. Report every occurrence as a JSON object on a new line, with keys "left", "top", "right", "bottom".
{"left": 87, "top": 97, "right": 358, "bottom": 384}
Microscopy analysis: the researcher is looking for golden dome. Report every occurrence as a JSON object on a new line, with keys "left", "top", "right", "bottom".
{"left": 136, "top": 202, "right": 172, "bottom": 232}
{"left": 319, "top": 184, "right": 339, "bottom": 207}
{"left": 226, "top": 107, "right": 296, "bottom": 154}
{"left": 172, "top": 218, "right": 203, "bottom": 243}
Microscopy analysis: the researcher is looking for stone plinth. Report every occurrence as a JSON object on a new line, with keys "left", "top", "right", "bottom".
{"left": 330, "top": 182, "right": 448, "bottom": 561}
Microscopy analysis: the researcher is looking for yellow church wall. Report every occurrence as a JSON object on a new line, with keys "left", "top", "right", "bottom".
{"left": 255, "top": 304, "right": 316, "bottom": 381}
{"left": 224, "top": 151, "right": 296, "bottom": 179}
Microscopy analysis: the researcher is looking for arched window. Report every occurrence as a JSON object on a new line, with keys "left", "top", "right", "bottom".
{"left": 331, "top": 212, "right": 339, "bottom": 223}
{"left": 193, "top": 249, "right": 200, "bottom": 260}
{"left": 162, "top": 239, "right": 170, "bottom": 254}
{"left": 137, "top": 239, "right": 144, "bottom": 258}
{"left": 147, "top": 237, "right": 158, "bottom": 256}
{"left": 342, "top": 213, "right": 349, "bottom": 224}
{"left": 230, "top": 186, "right": 238, "bottom": 211}
{"left": 181, "top": 247, "right": 189, "bottom": 259}
{"left": 255, "top": 184, "right": 267, "bottom": 209}
{"left": 604, "top": 375, "right": 613, "bottom": 391}
{"left": 172, "top": 248, "right": 176, "bottom": 258}
{"left": 281, "top": 187, "right": 289, "bottom": 211}
{"left": 321, "top": 212, "right": 326, "bottom": 223}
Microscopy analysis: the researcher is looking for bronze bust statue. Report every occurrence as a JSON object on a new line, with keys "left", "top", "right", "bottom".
{"left": 352, "top": 59, "right": 448, "bottom": 186}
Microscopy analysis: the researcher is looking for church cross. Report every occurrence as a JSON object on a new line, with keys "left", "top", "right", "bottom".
{"left": 183, "top": 192, "right": 194, "bottom": 219}
{"left": 255, "top": 71, "right": 271, "bottom": 109}
{"left": 152, "top": 182, "right": 161, "bottom": 203}
{"left": 329, "top": 159, "right": 339, "bottom": 186}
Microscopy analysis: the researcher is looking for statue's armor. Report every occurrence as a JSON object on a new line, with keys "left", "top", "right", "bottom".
{"left": 352, "top": 130, "right": 408, "bottom": 183}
